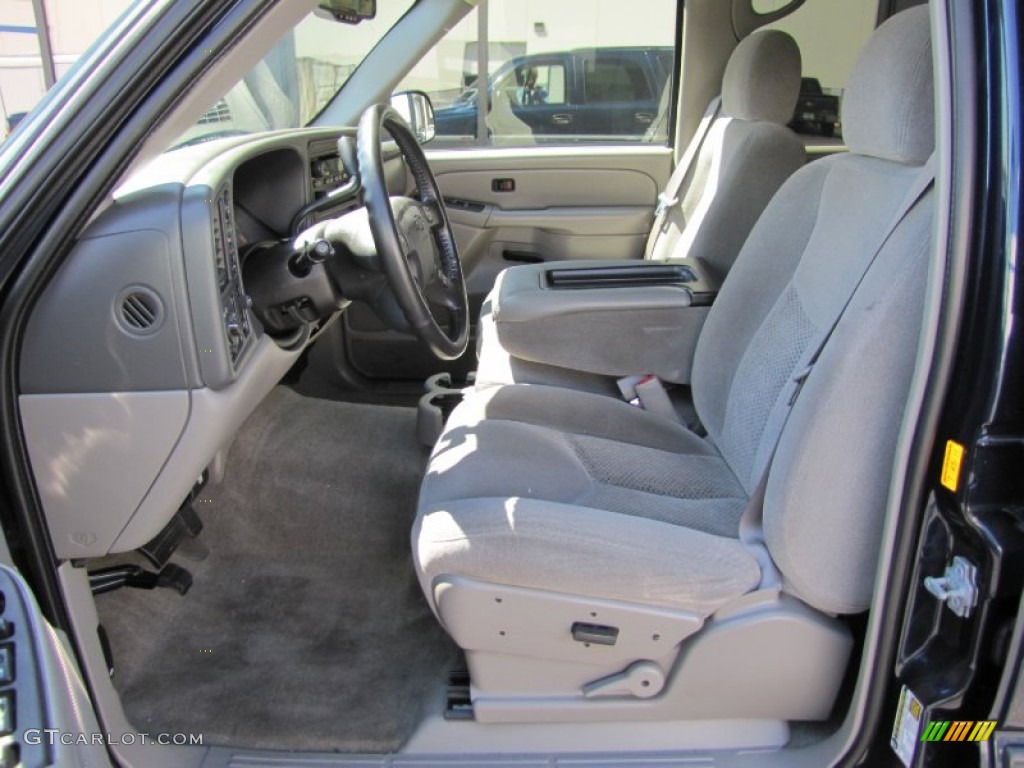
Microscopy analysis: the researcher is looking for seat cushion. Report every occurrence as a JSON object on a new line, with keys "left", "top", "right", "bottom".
{"left": 416, "top": 384, "right": 761, "bottom": 616}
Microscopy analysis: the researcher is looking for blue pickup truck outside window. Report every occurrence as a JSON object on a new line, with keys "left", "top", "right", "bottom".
{"left": 396, "top": 0, "right": 680, "bottom": 147}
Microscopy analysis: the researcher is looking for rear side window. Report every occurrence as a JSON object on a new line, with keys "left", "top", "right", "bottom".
{"left": 583, "top": 57, "right": 655, "bottom": 103}
{"left": 395, "top": 0, "right": 678, "bottom": 148}
{"left": 653, "top": 49, "right": 676, "bottom": 80}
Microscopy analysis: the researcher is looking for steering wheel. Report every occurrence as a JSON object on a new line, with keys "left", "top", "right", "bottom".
{"left": 356, "top": 103, "right": 469, "bottom": 360}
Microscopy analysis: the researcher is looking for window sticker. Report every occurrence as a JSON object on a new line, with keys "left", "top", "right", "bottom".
{"left": 891, "top": 686, "right": 924, "bottom": 766}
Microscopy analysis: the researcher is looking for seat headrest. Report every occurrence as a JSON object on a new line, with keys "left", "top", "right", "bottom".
{"left": 722, "top": 30, "right": 802, "bottom": 125}
{"left": 842, "top": 6, "right": 934, "bottom": 165}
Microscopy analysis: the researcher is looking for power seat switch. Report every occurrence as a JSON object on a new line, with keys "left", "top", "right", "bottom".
{"left": 572, "top": 622, "right": 619, "bottom": 646}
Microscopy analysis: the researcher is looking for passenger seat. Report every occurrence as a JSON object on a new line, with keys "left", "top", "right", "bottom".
{"left": 646, "top": 29, "right": 806, "bottom": 274}
{"left": 476, "top": 29, "right": 807, "bottom": 391}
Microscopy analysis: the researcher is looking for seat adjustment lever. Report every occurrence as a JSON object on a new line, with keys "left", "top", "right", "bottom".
{"left": 583, "top": 660, "right": 665, "bottom": 699}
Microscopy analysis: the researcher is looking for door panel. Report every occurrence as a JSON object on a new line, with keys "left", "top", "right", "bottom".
{"left": 462, "top": 209, "right": 655, "bottom": 303}
{"left": 340, "top": 146, "right": 672, "bottom": 383}
{"left": 445, "top": 203, "right": 651, "bottom": 286}
{"left": 435, "top": 168, "right": 657, "bottom": 210}
{"left": 433, "top": 145, "right": 670, "bottom": 305}
{"left": 428, "top": 146, "right": 671, "bottom": 191}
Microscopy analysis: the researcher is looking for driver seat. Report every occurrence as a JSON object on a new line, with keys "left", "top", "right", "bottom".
{"left": 415, "top": 7, "right": 935, "bottom": 726}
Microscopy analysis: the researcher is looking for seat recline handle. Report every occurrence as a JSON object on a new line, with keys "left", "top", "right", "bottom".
{"left": 582, "top": 660, "right": 666, "bottom": 699}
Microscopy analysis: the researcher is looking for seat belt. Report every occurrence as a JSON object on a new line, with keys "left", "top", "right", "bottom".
{"left": 737, "top": 153, "right": 937, "bottom": 587}
{"left": 644, "top": 96, "right": 722, "bottom": 258}
{"left": 618, "top": 374, "right": 678, "bottom": 420}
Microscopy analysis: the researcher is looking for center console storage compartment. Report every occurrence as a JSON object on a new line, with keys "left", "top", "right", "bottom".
{"left": 488, "top": 259, "right": 721, "bottom": 384}
{"left": 545, "top": 263, "right": 697, "bottom": 290}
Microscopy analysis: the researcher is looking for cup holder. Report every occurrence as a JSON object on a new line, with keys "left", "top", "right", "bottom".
{"left": 417, "top": 373, "right": 468, "bottom": 446}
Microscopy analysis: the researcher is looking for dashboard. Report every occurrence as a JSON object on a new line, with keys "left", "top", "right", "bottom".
{"left": 17, "top": 128, "right": 411, "bottom": 562}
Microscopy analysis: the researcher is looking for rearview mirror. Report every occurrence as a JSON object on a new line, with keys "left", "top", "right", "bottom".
{"left": 390, "top": 90, "right": 436, "bottom": 144}
{"left": 315, "top": 0, "right": 376, "bottom": 24}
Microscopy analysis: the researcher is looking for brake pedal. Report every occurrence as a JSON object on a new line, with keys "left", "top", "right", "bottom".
{"left": 139, "top": 503, "right": 204, "bottom": 568}
{"left": 156, "top": 564, "right": 193, "bottom": 594}
{"left": 176, "top": 536, "right": 210, "bottom": 562}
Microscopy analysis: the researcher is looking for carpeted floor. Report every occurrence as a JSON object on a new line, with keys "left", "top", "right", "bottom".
{"left": 94, "top": 387, "right": 458, "bottom": 753}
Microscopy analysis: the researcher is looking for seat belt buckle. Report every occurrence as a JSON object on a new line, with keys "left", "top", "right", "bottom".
{"left": 619, "top": 375, "right": 678, "bottom": 421}
{"left": 617, "top": 374, "right": 655, "bottom": 404}
{"left": 654, "top": 192, "right": 678, "bottom": 217}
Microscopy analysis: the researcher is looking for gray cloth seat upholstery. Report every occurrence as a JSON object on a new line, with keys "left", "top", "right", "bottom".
{"left": 415, "top": 7, "right": 935, "bottom": 718}
{"left": 475, "top": 29, "right": 806, "bottom": 391}
{"left": 646, "top": 28, "right": 805, "bottom": 270}
{"left": 416, "top": 384, "right": 760, "bottom": 617}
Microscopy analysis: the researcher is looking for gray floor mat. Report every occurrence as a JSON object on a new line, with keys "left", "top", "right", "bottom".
{"left": 95, "top": 387, "right": 458, "bottom": 753}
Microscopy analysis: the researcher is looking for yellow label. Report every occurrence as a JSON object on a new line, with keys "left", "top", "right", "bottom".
{"left": 940, "top": 440, "right": 965, "bottom": 492}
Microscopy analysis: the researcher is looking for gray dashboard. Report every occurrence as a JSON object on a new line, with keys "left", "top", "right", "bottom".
{"left": 17, "top": 127, "right": 410, "bottom": 560}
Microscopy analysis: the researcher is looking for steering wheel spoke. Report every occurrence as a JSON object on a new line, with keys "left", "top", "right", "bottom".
{"left": 420, "top": 199, "right": 444, "bottom": 229}
{"left": 422, "top": 272, "right": 458, "bottom": 309}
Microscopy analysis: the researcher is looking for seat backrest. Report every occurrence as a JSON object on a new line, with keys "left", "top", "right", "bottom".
{"left": 690, "top": 6, "right": 935, "bottom": 614}
{"left": 647, "top": 30, "right": 805, "bottom": 281}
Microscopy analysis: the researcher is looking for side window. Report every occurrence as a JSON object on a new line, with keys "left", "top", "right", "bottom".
{"left": 493, "top": 62, "right": 567, "bottom": 107}
{"left": 394, "top": 8, "right": 481, "bottom": 142}
{"left": 653, "top": 50, "right": 675, "bottom": 81}
{"left": 396, "top": 0, "right": 677, "bottom": 147}
{"left": 763, "top": 0, "right": 880, "bottom": 139}
{"left": 527, "top": 64, "right": 567, "bottom": 105}
{"left": 583, "top": 57, "right": 654, "bottom": 103}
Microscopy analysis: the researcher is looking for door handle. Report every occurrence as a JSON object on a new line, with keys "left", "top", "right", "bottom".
{"left": 552, "top": 113, "right": 573, "bottom": 125}
{"left": 635, "top": 112, "right": 655, "bottom": 124}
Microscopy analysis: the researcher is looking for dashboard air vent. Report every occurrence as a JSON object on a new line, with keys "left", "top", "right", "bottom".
{"left": 117, "top": 289, "right": 163, "bottom": 335}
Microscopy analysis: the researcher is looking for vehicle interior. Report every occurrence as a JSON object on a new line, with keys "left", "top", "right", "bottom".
{"left": 9, "top": 0, "right": 957, "bottom": 764}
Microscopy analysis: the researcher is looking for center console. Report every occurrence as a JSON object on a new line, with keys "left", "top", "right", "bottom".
{"left": 483, "top": 258, "right": 722, "bottom": 385}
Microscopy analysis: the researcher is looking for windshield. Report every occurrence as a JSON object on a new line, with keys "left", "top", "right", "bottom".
{"left": 172, "top": 2, "right": 415, "bottom": 149}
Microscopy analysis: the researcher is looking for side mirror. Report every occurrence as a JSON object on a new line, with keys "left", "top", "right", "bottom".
{"left": 315, "top": 0, "right": 376, "bottom": 24}
{"left": 390, "top": 90, "right": 436, "bottom": 144}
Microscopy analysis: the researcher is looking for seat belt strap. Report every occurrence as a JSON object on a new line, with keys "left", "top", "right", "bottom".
{"left": 785, "top": 152, "right": 937, "bottom": 410}
{"left": 737, "top": 153, "right": 936, "bottom": 586}
{"left": 738, "top": 464, "right": 781, "bottom": 589}
{"left": 644, "top": 96, "right": 722, "bottom": 258}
